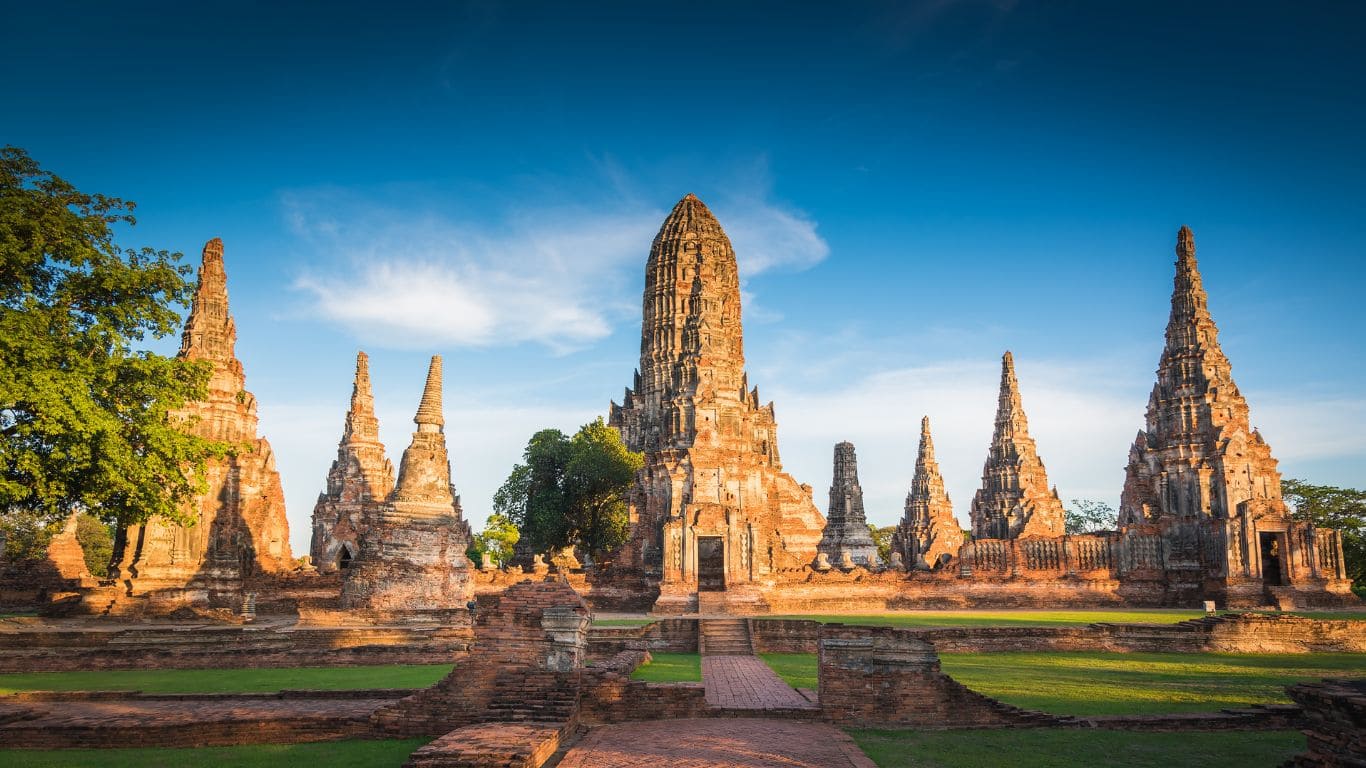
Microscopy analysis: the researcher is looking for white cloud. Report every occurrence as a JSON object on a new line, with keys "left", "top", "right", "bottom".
{"left": 285, "top": 188, "right": 829, "bottom": 351}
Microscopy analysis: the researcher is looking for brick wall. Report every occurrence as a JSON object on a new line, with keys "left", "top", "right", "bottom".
{"left": 1284, "top": 678, "right": 1366, "bottom": 767}
{"left": 817, "top": 623, "right": 1054, "bottom": 728}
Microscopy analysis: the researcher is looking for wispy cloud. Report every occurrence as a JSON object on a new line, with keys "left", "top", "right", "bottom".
{"left": 284, "top": 184, "right": 829, "bottom": 351}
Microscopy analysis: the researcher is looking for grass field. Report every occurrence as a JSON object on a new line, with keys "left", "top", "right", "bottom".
{"left": 850, "top": 727, "right": 1303, "bottom": 768}
{"left": 760, "top": 652, "right": 819, "bottom": 689}
{"left": 760, "top": 651, "right": 1364, "bottom": 715}
{"left": 939, "top": 651, "right": 1366, "bottom": 715}
{"left": 0, "top": 664, "right": 453, "bottom": 695}
{"left": 629, "top": 652, "right": 702, "bottom": 682}
{"left": 765, "top": 609, "right": 1366, "bottom": 628}
{"left": 0, "top": 739, "right": 430, "bottom": 768}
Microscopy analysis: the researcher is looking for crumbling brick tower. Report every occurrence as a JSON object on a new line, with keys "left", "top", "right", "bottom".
{"left": 310, "top": 351, "right": 395, "bottom": 573}
{"left": 817, "top": 442, "right": 879, "bottom": 566}
{"left": 609, "top": 194, "right": 825, "bottom": 613}
{"left": 1118, "top": 227, "right": 1354, "bottom": 607}
{"left": 892, "top": 416, "right": 965, "bottom": 569}
{"left": 107, "top": 238, "right": 292, "bottom": 612}
{"left": 969, "top": 352, "right": 1066, "bottom": 540}
{"left": 341, "top": 355, "right": 472, "bottom": 612}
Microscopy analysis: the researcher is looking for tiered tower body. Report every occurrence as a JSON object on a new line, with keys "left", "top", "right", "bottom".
{"left": 112, "top": 239, "right": 292, "bottom": 609}
{"left": 1117, "top": 227, "right": 1353, "bottom": 606}
{"left": 969, "top": 352, "right": 1065, "bottom": 540}
{"left": 609, "top": 194, "right": 825, "bottom": 611}
{"left": 310, "top": 351, "right": 395, "bottom": 573}
{"left": 342, "top": 356, "right": 472, "bottom": 612}
{"left": 817, "top": 442, "right": 879, "bottom": 566}
{"left": 893, "top": 417, "right": 965, "bottom": 569}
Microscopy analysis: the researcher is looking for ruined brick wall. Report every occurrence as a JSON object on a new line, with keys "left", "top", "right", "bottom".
{"left": 370, "top": 579, "right": 589, "bottom": 737}
{"left": 580, "top": 650, "right": 709, "bottom": 723}
{"left": 1284, "top": 678, "right": 1366, "bottom": 767}
{"left": 817, "top": 623, "right": 1054, "bottom": 727}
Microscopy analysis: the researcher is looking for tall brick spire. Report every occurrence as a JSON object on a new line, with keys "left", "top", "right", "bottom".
{"left": 969, "top": 352, "right": 1065, "bottom": 539}
{"left": 894, "top": 416, "right": 964, "bottom": 568}
{"left": 310, "top": 351, "right": 396, "bottom": 572}
{"left": 607, "top": 194, "right": 826, "bottom": 601}
{"left": 817, "top": 442, "right": 878, "bottom": 566}
{"left": 617, "top": 193, "right": 746, "bottom": 452}
{"left": 393, "top": 355, "right": 458, "bottom": 507}
{"left": 344, "top": 351, "right": 381, "bottom": 444}
{"left": 1119, "top": 227, "right": 1284, "bottom": 524}
{"left": 178, "top": 238, "right": 238, "bottom": 368}
{"left": 414, "top": 355, "right": 445, "bottom": 429}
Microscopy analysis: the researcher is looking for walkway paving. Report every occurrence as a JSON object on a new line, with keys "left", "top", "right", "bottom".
{"left": 556, "top": 718, "right": 877, "bottom": 768}
{"left": 702, "top": 656, "right": 815, "bottom": 711}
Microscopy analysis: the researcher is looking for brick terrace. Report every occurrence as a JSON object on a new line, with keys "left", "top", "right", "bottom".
{"left": 701, "top": 656, "right": 814, "bottom": 711}
{"left": 556, "top": 718, "right": 877, "bottom": 768}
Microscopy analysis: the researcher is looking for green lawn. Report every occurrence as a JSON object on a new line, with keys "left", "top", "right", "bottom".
{"left": 765, "top": 609, "right": 1366, "bottom": 627}
{"left": 629, "top": 652, "right": 701, "bottom": 682}
{"left": 940, "top": 651, "right": 1366, "bottom": 715}
{"left": 592, "top": 618, "right": 655, "bottom": 627}
{"left": 0, "top": 739, "right": 430, "bottom": 768}
{"left": 760, "top": 653, "right": 818, "bottom": 689}
{"left": 0, "top": 664, "right": 453, "bottom": 694}
{"left": 757, "top": 651, "right": 1365, "bottom": 715}
{"left": 850, "top": 728, "right": 1303, "bottom": 768}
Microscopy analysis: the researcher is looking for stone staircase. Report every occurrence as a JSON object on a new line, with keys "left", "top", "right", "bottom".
{"left": 700, "top": 619, "right": 753, "bottom": 655}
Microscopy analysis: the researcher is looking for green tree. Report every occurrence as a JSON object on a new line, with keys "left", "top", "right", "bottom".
{"left": 1282, "top": 478, "right": 1365, "bottom": 596}
{"left": 495, "top": 418, "right": 643, "bottom": 562}
{"left": 0, "top": 147, "right": 225, "bottom": 532}
{"left": 469, "top": 512, "right": 519, "bottom": 566}
{"left": 868, "top": 524, "right": 896, "bottom": 565}
{"left": 74, "top": 512, "right": 113, "bottom": 577}
{"left": 1065, "top": 499, "right": 1117, "bottom": 534}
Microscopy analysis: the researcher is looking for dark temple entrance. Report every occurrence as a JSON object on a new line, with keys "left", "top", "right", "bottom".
{"left": 698, "top": 536, "right": 725, "bottom": 592}
{"left": 1259, "top": 532, "right": 1284, "bottom": 586}
{"left": 338, "top": 545, "right": 354, "bottom": 570}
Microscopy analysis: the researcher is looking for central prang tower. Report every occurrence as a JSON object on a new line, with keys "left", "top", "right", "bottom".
{"left": 610, "top": 194, "right": 825, "bottom": 613}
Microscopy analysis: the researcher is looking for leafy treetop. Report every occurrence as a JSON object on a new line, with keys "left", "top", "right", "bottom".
{"left": 0, "top": 146, "right": 226, "bottom": 531}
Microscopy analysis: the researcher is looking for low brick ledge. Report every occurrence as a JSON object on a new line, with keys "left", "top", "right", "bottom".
{"left": 403, "top": 721, "right": 575, "bottom": 768}
{"left": 7, "top": 688, "right": 417, "bottom": 702}
{"left": 1067, "top": 704, "right": 1305, "bottom": 732}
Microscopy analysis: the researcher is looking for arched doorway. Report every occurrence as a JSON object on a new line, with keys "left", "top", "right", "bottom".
{"left": 337, "top": 544, "right": 354, "bottom": 570}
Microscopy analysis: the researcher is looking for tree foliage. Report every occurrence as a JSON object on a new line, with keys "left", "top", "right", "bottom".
{"left": 494, "top": 418, "right": 643, "bottom": 561}
{"left": 467, "top": 512, "right": 520, "bottom": 567}
{"left": 0, "top": 147, "right": 225, "bottom": 531}
{"left": 1283, "top": 478, "right": 1365, "bottom": 595}
{"left": 868, "top": 524, "right": 896, "bottom": 565}
{"left": 1065, "top": 499, "right": 1117, "bottom": 534}
{"left": 74, "top": 513, "right": 113, "bottom": 577}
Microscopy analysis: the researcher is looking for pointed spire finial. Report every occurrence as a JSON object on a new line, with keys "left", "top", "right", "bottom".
{"left": 343, "top": 350, "right": 379, "bottom": 442}
{"left": 414, "top": 355, "right": 444, "bottom": 428}
{"left": 1177, "top": 225, "right": 1195, "bottom": 261}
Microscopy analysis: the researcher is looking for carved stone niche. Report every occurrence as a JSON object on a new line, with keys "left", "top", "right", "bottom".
{"left": 541, "top": 605, "right": 591, "bottom": 673}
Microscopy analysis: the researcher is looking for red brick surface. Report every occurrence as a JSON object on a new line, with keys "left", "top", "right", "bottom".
{"left": 557, "top": 718, "right": 877, "bottom": 768}
{"left": 702, "top": 656, "right": 815, "bottom": 711}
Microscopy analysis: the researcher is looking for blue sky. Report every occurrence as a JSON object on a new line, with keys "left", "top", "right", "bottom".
{"left": 6, "top": 1, "right": 1365, "bottom": 554}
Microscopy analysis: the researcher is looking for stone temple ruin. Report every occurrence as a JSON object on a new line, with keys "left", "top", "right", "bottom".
{"left": 816, "top": 442, "right": 879, "bottom": 568}
{"left": 83, "top": 239, "right": 293, "bottom": 615}
{"left": 5, "top": 206, "right": 1354, "bottom": 619}
{"left": 608, "top": 193, "right": 828, "bottom": 613}
{"left": 310, "top": 351, "right": 395, "bottom": 574}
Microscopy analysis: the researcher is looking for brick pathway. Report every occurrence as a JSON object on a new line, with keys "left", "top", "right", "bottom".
{"left": 702, "top": 656, "right": 815, "bottom": 710}
{"left": 556, "top": 718, "right": 877, "bottom": 768}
